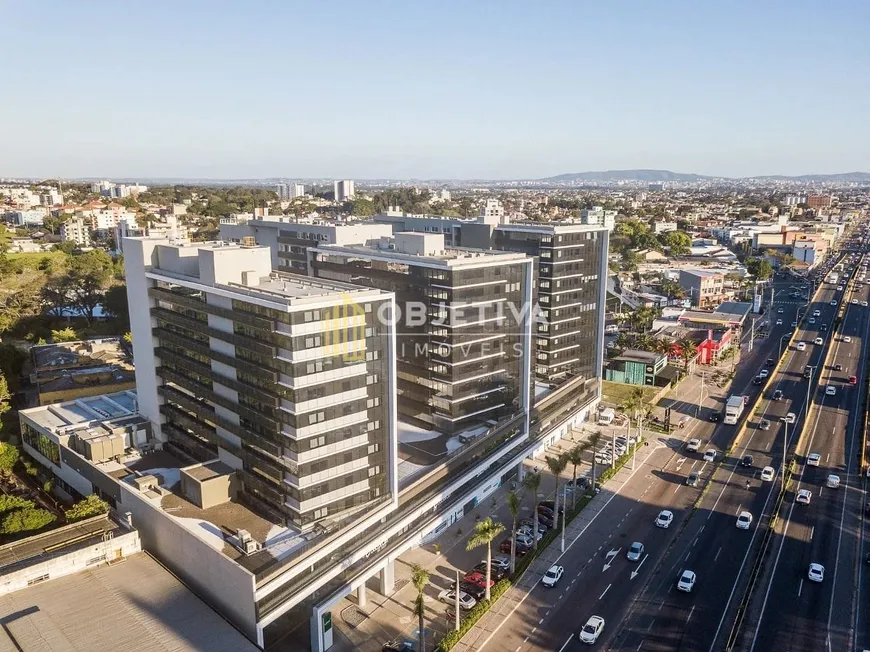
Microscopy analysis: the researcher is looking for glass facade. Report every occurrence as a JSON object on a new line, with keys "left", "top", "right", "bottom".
{"left": 311, "top": 251, "right": 529, "bottom": 435}
{"left": 148, "top": 280, "right": 392, "bottom": 530}
{"left": 494, "top": 227, "right": 607, "bottom": 387}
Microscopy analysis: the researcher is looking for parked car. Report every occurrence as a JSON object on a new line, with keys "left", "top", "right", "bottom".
{"left": 462, "top": 571, "right": 495, "bottom": 589}
{"left": 438, "top": 589, "right": 476, "bottom": 610}
{"left": 499, "top": 539, "right": 530, "bottom": 556}
{"left": 473, "top": 562, "right": 507, "bottom": 582}
{"left": 382, "top": 640, "right": 415, "bottom": 652}
{"left": 490, "top": 555, "right": 511, "bottom": 570}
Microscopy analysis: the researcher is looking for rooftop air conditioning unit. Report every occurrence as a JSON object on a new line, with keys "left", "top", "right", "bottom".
{"left": 237, "top": 529, "right": 259, "bottom": 555}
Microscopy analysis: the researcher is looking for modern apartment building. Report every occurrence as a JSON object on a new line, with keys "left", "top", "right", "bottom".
{"left": 373, "top": 212, "right": 610, "bottom": 389}
{"left": 308, "top": 232, "right": 533, "bottom": 436}
{"left": 60, "top": 216, "right": 92, "bottom": 247}
{"left": 219, "top": 217, "right": 393, "bottom": 273}
{"left": 125, "top": 238, "right": 399, "bottom": 530}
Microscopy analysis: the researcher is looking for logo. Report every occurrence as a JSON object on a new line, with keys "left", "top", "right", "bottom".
{"left": 324, "top": 293, "right": 367, "bottom": 362}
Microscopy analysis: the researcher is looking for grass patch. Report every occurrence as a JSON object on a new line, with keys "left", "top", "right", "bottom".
{"left": 5, "top": 251, "right": 66, "bottom": 266}
{"left": 601, "top": 380, "right": 659, "bottom": 407}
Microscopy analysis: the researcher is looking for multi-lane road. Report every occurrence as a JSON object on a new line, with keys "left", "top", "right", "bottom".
{"left": 741, "top": 252, "right": 870, "bottom": 652}
{"left": 473, "top": 273, "right": 833, "bottom": 652}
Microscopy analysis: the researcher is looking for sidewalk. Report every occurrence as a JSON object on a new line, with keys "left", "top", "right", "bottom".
{"left": 451, "top": 438, "right": 665, "bottom": 652}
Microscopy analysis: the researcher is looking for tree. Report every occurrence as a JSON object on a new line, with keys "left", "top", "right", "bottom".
{"left": 506, "top": 491, "right": 521, "bottom": 574}
{"left": 0, "top": 507, "right": 56, "bottom": 534}
{"left": 0, "top": 371, "right": 11, "bottom": 424}
{"left": 588, "top": 433, "right": 602, "bottom": 490}
{"left": 42, "top": 214, "right": 68, "bottom": 235}
{"left": 51, "top": 327, "right": 78, "bottom": 343}
{"left": 566, "top": 445, "right": 585, "bottom": 510}
{"left": 676, "top": 337, "right": 699, "bottom": 373}
{"left": 102, "top": 285, "right": 130, "bottom": 328}
{"left": 65, "top": 494, "right": 110, "bottom": 522}
{"left": 0, "top": 442, "right": 18, "bottom": 474}
{"left": 660, "top": 278, "right": 686, "bottom": 300}
{"left": 411, "top": 564, "right": 430, "bottom": 652}
{"left": 620, "top": 388, "right": 647, "bottom": 431}
{"left": 0, "top": 495, "right": 33, "bottom": 513}
{"left": 351, "top": 197, "right": 375, "bottom": 216}
{"left": 544, "top": 454, "right": 568, "bottom": 534}
{"left": 522, "top": 471, "right": 542, "bottom": 551}
{"left": 466, "top": 517, "right": 505, "bottom": 602}
{"left": 658, "top": 230, "right": 692, "bottom": 255}
{"left": 66, "top": 250, "right": 113, "bottom": 323}
{"left": 745, "top": 257, "right": 773, "bottom": 280}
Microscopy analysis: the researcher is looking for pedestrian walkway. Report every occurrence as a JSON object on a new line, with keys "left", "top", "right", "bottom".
{"left": 451, "top": 438, "right": 665, "bottom": 652}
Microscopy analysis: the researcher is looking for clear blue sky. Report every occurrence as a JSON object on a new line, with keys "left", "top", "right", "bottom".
{"left": 2, "top": 0, "right": 868, "bottom": 179}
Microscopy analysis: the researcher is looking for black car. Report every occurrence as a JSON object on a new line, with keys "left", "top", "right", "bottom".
{"left": 741, "top": 455, "right": 754, "bottom": 467}
{"left": 536, "top": 512, "right": 555, "bottom": 528}
{"left": 820, "top": 324, "right": 828, "bottom": 331}
{"left": 773, "top": 389, "right": 783, "bottom": 401}
{"left": 538, "top": 501, "right": 563, "bottom": 515}
{"left": 709, "top": 410, "right": 722, "bottom": 422}
{"left": 458, "top": 581, "right": 486, "bottom": 601}
{"left": 473, "top": 562, "right": 507, "bottom": 582}
{"left": 766, "top": 358, "right": 775, "bottom": 366}
{"left": 753, "top": 376, "right": 763, "bottom": 386}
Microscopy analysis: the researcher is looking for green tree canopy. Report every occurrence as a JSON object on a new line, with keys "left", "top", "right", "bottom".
{"left": 0, "top": 442, "right": 20, "bottom": 474}
{"left": 102, "top": 285, "right": 130, "bottom": 329}
{"left": 51, "top": 327, "right": 79, "bottom": 343}
{"left": 66, "top": 250, "right": 113, "bottom": 322}
{"left": 658, "top": 230, "right": 692, "bottom": 255}
{"left": 65, "top": 495, "right": 110, "bottom": 522}
{"left": 745, "top": 257, "right": 773, "bottom": 280}
{"left": 0, "top": 507, "right": 56, "bottom": 534}
{"left": 350, "top": 197, "right": 375, "bottom": 216}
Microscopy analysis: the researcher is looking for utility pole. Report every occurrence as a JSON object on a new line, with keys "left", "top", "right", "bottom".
{"left": 806, "top": 366, "right": 816, "bottom": 421}
{"left": 560, "top": 484, "right": 567, "bottom": 554}
{"left": 611, "top": 430, "right": 616, "bottom": 470}
{"left": 454, "top": 569, "right": 460, "bottom": 633}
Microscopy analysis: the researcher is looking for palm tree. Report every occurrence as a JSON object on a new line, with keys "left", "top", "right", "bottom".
{"left": 466, "top": 517, "right": 506, "bottom": 602}
{"left": 411, "top": 564, "right": 430, "bottom": 652}
{"left": 506, "top": 491, "right": 521, "bottom": 574}
{"left": 545, "top": 454, "right": 569, "bottom": 532}
{"left": 522, "top": 472, "right": 542, "bottom": 551}
{"left": 619, "top": 386, "right": 646, "bottom": 424}
{"left": 566, "top": 445, "right": 585, "bottom": 510}
{"left": 588, "top": 432, "right": 602, "bottom": 490}
{"left": 677, "top": 337, "right": 699, "bottom": 374}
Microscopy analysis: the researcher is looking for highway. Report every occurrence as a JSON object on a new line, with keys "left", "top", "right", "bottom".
{"left": 599, "top": 271, "right": 848, "bottom": 652}
{"left": 740, "top": 252, "right": 870, "bottom": 652}
{"left": 471, "top": 277, "right": 813, "bottom": 652}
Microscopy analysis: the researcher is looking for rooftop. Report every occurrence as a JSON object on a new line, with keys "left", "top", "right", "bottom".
{"left": 23, "top": 391, "right": 143, "bottom": 432}
{"left": 317, "top": 239, "right": 529, "bottom": 268}
{"left": 0, "top": 552, "right": 260, "bottom": 652}
{"left": 613, "top": 349, "right": 666, "bottom": 364}
{"left": 31, "top": 338, "right": 129, "bottom": 371}
{"left": 231, "top": 271, "right": 387, "bottom": 304}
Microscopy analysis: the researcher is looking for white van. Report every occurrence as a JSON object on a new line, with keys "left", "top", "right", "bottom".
{"left": 598, "top": 408, "right": 615, "bottom": 425}
{"left": 604, "top": 324, "right": 619, "bottom": 335}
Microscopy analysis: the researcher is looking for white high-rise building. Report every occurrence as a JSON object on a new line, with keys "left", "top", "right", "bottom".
{"left": 334, "top": 179, "right": 355, "bottom": 202}
{"left": 60, "top": 218, "right": 92, "bottom": 247}
{"left": 580, "top": 206, "right": 617, "bottom": 230}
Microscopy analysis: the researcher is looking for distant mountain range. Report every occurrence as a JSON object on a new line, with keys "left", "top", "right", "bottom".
{"left": 541, "top": 169, "right": 870, "bottom": 183}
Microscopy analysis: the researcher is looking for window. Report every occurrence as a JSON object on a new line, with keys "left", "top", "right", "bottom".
{"left": 314, "top": 507, "right": 328, "bottom": 519}
{"left": 367, "top": 374, "right": 378, "bottom": 385}
{"left": 367, "top": 397, "right": 381, "bottom": 408}
{"left": 27, "top": 574, "right": 49, "bottom": 586}
{"left": 309, "top": 435, "right": 326, "bottom": 449}
{"left": 308, "top": 412, "right": 325, "bottom": 425}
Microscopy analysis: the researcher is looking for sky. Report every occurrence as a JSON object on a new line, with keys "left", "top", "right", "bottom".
{"left": 2, "top": 0, "right": 869, "bottom": 180}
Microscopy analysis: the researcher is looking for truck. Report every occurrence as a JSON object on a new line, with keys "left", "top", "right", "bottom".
{"left": 724, "top": 395, "right": 745, "bottom": 425}
{"left": 829, "top": 272, "right": 840, "bottom": 285}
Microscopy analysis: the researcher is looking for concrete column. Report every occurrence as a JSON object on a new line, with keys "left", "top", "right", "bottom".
{"left": 357, "top": 583, "right": 367, "bottom": 608}
{"left": 310, "top": 612, "right": 324, "bottom": 652}
{"left": 379, "top": 560, "right": 395, "bottom": 595}
{"left": 517, "top": 461, "right": 526, "bottom": 484}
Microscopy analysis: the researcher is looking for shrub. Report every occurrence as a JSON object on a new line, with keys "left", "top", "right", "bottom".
{"left": 65, "top": 494, "right": 110, "bottom": 522}
{"left": 0, "top": 495, "right": 34, "bottom": 514}
{"left": 437, "top": 579, "right": 511, "bottom": 650}
{"left": 51, "top": 327, "right": 78, "bottom": 343}
{"left": 0, "top": 507, "right": 56, "bottom": 534}
{"left": 0, "top": 442, "right": 19, "bottom": 474}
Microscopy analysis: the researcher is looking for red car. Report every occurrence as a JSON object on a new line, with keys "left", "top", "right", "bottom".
{"left": 850, "top": 376, "right": 858, "bottom": 385}
{"left": 499, "top": 539, "right": 530, "bottom": 556}
{"left": 462, "top": 571, "right": 495, "bottom": 589}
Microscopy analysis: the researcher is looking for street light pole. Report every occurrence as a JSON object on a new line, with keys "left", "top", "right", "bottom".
{"left": 560, "top": 484, "right": 567, "bottom": 554}
{"left": 806, "top": 366, "right": 815, "bottom": 421}
{"left": 782, "top": 420, "right": 788, "bottom": 496}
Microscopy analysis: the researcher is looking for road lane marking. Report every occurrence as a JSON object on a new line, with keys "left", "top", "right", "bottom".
{"left": 647, "top": 619, "right": 655, "bottom": 631}
{"left": 798, "top": 579, "right": 803, "bottom": 597}
{"left": 699, "top": 525, "right": 705, "bottom": 535}
{"left": 531, "top": 627, "right": 537, "bottom": 634}
{"left": 557, "top": 634, "right": 574, "bottom": 652}
{"left": 687, "top": 605, "right": 696, "bottom": 623}
{"left": 538, "top": 618, "right": 544, "bottom": 625}
{"left": 630, "top": 554, "right": 649, "bottom": 580}
{"left": 810, "top": 526, "right": 814, "bottom": 540}
{"left": 693, "top": 536, "right": 698, "bottom": 547}
{"left": 599, "top": 584, "right": 611, "bottom": 600}
{"left": 714, "top": 546, "right": 722, "bottom": 562}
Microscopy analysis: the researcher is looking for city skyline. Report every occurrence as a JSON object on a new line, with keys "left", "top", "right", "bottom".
{"left": 2, "top": 1, "right": 868, "bottom": 179}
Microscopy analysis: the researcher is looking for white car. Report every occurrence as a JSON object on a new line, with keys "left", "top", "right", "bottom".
{"left": 777, "top": 307, "right": 784, "bottom": 314}
{"left": 703, "top": 450, "right": 716, "bottom": 462}
{"left": 808, "top": 563, "right": 825, "bottom": 583}
{"left": 831, "top": 300, "right": 838, "bottom": 306}
{"left": 826, "top": 386, "right": 836, "bottom": 396}
{"left": 814, "top": 337, "right": 824, "bottom": 345}
{"left": 837, "top": 286, "right": 844, "bottom": 291}
{"left": 514, "top": 534, "right": 534, "bottom": 548}
{"left": 813, "top": 310, "right": 821, "bottom": 317}
{"left": 784, "top": 413, "right": 796, "bottom": 424}
{"left": 844, "top": 336, "right": 852, "bottom": 343}
{"left": 760, "top": 466, "right": 775, "bottom": 481}
{"left": 852, "top": 299, "right": 859, "bottom": 305}
{"left": 826, "top": 474, "right": 841, "bottom": 489}
{"left": 655, "top": 510, "right": 674, "bottom": 528}
{"left": 542, "top": 564, "right": 564, "bottom": 587}
{"left": 677, "top": 570, "right": 696, "bottom": 592}
{"left": 808, "top": 318, "right": 816, "bottom": 325}
{"left": 759, "top": 369, "right": 769, "bottom": 379}
{"left": 579, "top": 616, "right": 605, "bottom": 644}
{"left": 796, "top": 342, "right": 807, "bottom": 351}
{"left": 796, "top": 489, "right": 812, "bottom": 504}
{"left": 687, "top": 438, "right": 701, "bottom": 452}
{"left": 517, "top": 525, "right": 544, "bottom": 541}
{"left": 438, "top": 589, "right": 476, "bottom": 610}
{"left": 807, "top": 452, "right": 821, "bottom": 466}
{"left": 863, "top": 301, "right": 868, "bottom": 307}
{"left": 491, "top": 555, "right": 510, "bottom": 570}
{"left": 736, "top": 511, "right": 753, "bottom": 530}
{"left": 776, "top": 318, "right": 783, "bottom": 325}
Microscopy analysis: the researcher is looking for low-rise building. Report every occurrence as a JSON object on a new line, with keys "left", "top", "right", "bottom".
{"left": 604, "top": 349, "right": 668, "bottom": 386}
{"left": 31, "top": 338, "right": 135, "bottom": 405}
{"left": 678, "top": 269, "right": 726, "bottom": 308}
